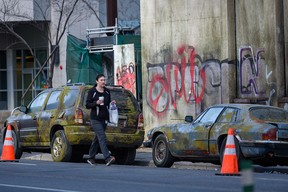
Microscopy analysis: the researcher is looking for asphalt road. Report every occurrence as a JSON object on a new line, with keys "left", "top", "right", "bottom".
{"left": 1, "top": 140, "right": 288, "bottom": 174}
{"left": 0, "top": 158, "right": 288, "bottom": 192}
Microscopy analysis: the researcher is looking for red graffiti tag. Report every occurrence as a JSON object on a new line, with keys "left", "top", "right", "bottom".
{"left": 147, "top": 45, "right": 206, "bottom": 114}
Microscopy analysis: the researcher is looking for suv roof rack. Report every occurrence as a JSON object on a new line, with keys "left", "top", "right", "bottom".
{"left": 59, "top": 83, "right": 124, "bottom": 88}
{"left": 60, "top": 82, "right": 94, "bottom": 87}
{"left": 107, "top": 84, "right": 124, "bottom": 88}
{"left": 63, "top": 83, "right": 86, "bottom": 86}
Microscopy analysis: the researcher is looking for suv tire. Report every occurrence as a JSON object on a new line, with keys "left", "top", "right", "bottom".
{"left": 114, "top": 148, "right": 136, "bottom": 165}
{"left": 11, "top": 129, "right": 23, "bottom": 159}
{"left": 70, "top": 147, "right": 85, "bottom": 162}
{"left": 51, "top": 130, "right": 72, "bottom": 162}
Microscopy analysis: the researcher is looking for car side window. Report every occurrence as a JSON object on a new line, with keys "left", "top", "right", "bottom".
{"left": 63, "top": 89, "right": 79, "bottom": 108}
{"left": 217, "top": 108, "right": 238, "bottom": 123}
{"left": 198, "top": 107, "right": 223, "bottom": 123}
{"left": 45, "top": 91, "right": 61, "bottom": 110}
{"left": 28, "top": 92, "right": 49, "bottom": 113}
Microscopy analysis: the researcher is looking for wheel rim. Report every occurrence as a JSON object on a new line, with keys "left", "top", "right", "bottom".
{"left": 155, "top": 140, "right": 166, "bottom": 163}
{"left": 53, "top": 136, "right": 63, "bottom": 158}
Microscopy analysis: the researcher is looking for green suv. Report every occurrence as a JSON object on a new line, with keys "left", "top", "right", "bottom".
{"left": 1, "top": 84, "right": 144, "bottom": 164}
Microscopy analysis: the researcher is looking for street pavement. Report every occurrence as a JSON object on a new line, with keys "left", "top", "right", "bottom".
{"left": 19, "top": 147, "right": 288, "bottom": 174}
{"left": 2, "top": 142, "right": 288, "bottom": 174}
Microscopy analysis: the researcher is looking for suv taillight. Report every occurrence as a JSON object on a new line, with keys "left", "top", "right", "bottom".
{"left": 137, "top": 113, "right": 144, "bottom": 130}
{"left": 75, "top": 108, "right": 84, "bottom": 124}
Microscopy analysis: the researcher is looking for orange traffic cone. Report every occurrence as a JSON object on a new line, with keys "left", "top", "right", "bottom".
{"left": 1, "top": 124, "right": 18, "bottom": 162}
{"left": 216, "top": 128, "right": 240, "bottom": 176}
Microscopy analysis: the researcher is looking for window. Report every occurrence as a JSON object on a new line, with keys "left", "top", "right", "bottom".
{"left": 250, "top": 108, "right": 288, "bottom": 122}
{"left": 14, "top": 49, "right": 48, "bottom": 107}
{"left": 45, "top": 91, "right": 61, "bottom": 110}
{"left": 28, "top": 92, "right": 49, "bottom": 113}
{"left": 0, "top": 51, "right": 7, "bottom": 110}
{"left": 217, "top": 108, "right": 238, "bottom": 123}
{"left": 110, "top": 90, "right": 136, "bottom": 112}
{"left": 63, "top": 89, "right": 79, "bottom": 108}
{"left": 198, "top": 107, "right": 223, "bottom": 123}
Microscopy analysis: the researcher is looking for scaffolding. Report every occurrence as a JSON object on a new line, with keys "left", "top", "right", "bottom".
{"left": 86, "top": 19, "right": 134, "bottom": 53}
{"left": 86, "top": 25, "right": 117, "bottom": 53}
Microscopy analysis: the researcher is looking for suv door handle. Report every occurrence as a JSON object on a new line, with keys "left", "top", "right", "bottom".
{"left": 205, "top": 124, "right": 212, "bottom": 128}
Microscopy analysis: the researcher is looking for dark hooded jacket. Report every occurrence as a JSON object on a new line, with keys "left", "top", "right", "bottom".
{"left": 85, "top": 86, "right": 111, "bottom": 121}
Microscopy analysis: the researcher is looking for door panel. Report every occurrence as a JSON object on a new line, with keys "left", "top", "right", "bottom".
{"left": 188, "top": 107, "right": 224, "bottom": 156}
{"left": 38, "top": 90, "right": 61, "bottom": 146}
{"left": 19, "top": 92, "right": 49, "bottom": 146}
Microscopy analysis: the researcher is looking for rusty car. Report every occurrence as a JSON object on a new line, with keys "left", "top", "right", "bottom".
{"left": 1, "top": 83, "right": 144, "bottom": 164}
{"left": 144, "top": 104, "right": 288, "bottom": 168}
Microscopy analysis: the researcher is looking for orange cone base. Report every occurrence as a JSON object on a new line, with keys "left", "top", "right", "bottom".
{"left": 0, "top": 159, "right": 19, "bottom": 162}
{"left": 215, "top": 172, "right": 241, "bottom": 176}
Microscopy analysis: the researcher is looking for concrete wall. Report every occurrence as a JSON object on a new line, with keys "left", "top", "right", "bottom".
{"left": 141, "top": 0, "right": 287, "bottom": 132}
{"left": 235, "top": 0, "right": 281, "bottom": 104}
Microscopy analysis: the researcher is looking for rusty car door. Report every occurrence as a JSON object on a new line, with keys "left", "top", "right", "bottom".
{"left": 188, "top": 107, "right": 224, "bottom": 156}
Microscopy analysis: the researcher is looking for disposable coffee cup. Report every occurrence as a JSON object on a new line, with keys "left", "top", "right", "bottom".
{"left": 99, "top": 96, "right": 104, "bottom": 105}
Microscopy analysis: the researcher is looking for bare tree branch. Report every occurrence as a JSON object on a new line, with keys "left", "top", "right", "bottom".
{"left": 82, "top": 0, "right": 104, "bottom": 27}
{"left": 0, "top": 0, "right": 102, "bottom": 94}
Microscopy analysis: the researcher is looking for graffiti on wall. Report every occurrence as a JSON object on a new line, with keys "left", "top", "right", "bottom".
{"left": 238, "top": 45, "right": 275, "bottom": 104}
{"left": 114, "top": 44, "right": 136, "bottom": 96}
{"left": 146, "top": 44, "right": 275, "bottom": 116}
{"left": 146, "top": 44, "right": 230, "bottom": 115}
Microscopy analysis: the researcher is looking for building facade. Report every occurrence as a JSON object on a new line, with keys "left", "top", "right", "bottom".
{"left": 0, "top": 0, "right": 140, "bottom": 113}
{"left": 141, "top": 0, "right": 288, "bottom": 132}
{"left": 1, "top": 0, "right": 287, "bottom": 137}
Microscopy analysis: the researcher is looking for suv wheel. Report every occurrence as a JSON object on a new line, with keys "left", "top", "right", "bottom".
{"left": 51, "top": 130, "right": 72, "bottom": 162}
{"left": 70, "top": 147, "right": 85, "bottom": 162}
{"left": 114, "top": 148, "right": 136, "bottom": 165}
{"left": 11, "top": 129, "right": 23, "bottom": 159}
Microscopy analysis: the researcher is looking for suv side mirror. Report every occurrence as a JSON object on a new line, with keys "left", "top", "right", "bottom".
{"left": 11, "top": 105, "right": 27, "bottom": 116}
{"left": 19, "top": 106, "right": 27, "bottom": 113}
{"left": 185, "top": 115, "right": 193, "bottom": 122}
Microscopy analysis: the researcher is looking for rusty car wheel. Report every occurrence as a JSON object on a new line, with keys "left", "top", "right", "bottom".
{"left": 51, "top": 130, "right": 72, "bottom": 162}
{"left": 152, "top": 134, "right": 174, "bottom": 167}
{"left": 220, "top": 137, "right": 244, "bottom": 168}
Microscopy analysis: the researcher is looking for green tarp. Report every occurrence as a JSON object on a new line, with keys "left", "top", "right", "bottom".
{"left": 66, "top": 34, "right": 102, "bottom": 84}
